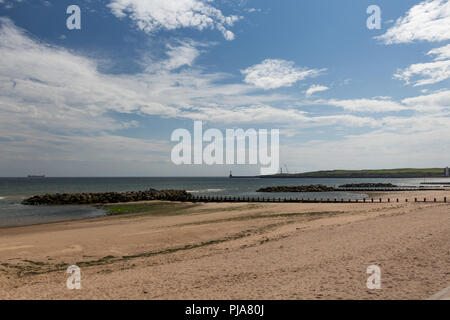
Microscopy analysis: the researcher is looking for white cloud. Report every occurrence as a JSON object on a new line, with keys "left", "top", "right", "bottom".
{"left": 178, "top": 105, "right": 310, "bottom": 124}
{"left": 394, "top": 44, "right": 450, "bottom": 86}
{"left": 241, "top": 59, "right": 325, "bottom": 90}
{"left": 0, "top": 18, "right": 367, "bottom": 147}
{"left": 323, "top": 98, "right": 407, "bottom": 113}
{"left": 246, "top": 8, "right": 261, "bottom": 13}
{"left": 282, "top": 93, "right": 450, "bottom": 171}
{"left": 0, "top": 17, "right": 178, "bottom": 134}
{"left": 402, "top": 89, "right": 450, "bottom": 112}
{"left": 107, "top": 0, "right": 241, "bottom": 40}
{"left": 428, "top": 43, "right": 450, "bottom": 60}
{"left": 320, "top": 90, "right": 450, "bottom": 113}
{"left": 282, "top": 117, "right": 450, "bottom": 172}
{"left": 394, "top": 60, "right": 450, "bottom": 86}
{"left": 0, "top": 0, "right": 25, "bottom": 8}
{"left": 162, "top": 40, "right": 201, "bottom": 71}
{"left": 377, "top": 0, "right": 450, "bottom": 44}
{"left": 305, "top": 84, "right": 328, "bottom": 97}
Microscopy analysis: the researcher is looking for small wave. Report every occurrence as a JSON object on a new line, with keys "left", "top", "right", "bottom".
{"left": 187, "top": 189, "right": 224, "bottom": 193}
{"left": 0, "top": 197, "right": 5, "bottom": 200}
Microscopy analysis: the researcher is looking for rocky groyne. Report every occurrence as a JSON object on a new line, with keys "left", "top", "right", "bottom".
{"left": 22, "top": 189, "right": 192, "bottom": 205}
{"left": 257, "top": 185, "right": 336, "bottom": 193}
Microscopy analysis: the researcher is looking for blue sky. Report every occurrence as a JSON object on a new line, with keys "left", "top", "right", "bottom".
{"left": 0, "top": 0, "right": 449, "bottom": 176}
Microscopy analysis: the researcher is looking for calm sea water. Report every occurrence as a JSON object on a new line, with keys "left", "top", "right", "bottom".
{"left": 0, "top": 176, "right": 441, "bottom": 228}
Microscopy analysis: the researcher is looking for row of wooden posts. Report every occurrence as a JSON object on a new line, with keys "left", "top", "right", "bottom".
{"left": 186, "top": 196, "right": 448, "bottom": 204}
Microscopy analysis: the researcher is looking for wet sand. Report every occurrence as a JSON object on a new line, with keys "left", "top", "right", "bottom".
{"left": 0, "top": 190, "right": 449, "bottom": 299}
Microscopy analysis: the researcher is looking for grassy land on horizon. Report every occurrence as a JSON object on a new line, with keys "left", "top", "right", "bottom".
{"left": 261, "top": 168, "right": 447, "bottom": 178}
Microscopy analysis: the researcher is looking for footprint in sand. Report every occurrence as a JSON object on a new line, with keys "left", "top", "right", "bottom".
{"left": 59, "top": 244, "right": 83, "bottom": 254}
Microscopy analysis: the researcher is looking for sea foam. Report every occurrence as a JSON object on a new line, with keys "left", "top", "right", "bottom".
{"left": 187, "top": 189, "right": 224, "bottom": 193}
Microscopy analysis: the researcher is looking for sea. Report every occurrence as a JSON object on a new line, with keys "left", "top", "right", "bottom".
{"left": 0, "top": 176, "right": 445, "bottom": 228}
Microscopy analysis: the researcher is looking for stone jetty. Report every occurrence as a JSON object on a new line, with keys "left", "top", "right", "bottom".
{"left": 257, "top": 185, "right": 336, "bottom": 193}
{"left": 22, "top": 189, "right": 192, "bottom": 205}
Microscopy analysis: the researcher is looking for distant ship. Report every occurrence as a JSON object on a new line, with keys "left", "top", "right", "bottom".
{"left": 27, "top": 175, "right": 46, "bottom": 178}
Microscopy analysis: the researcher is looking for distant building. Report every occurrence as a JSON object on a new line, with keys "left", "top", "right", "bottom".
{"left": 445, "top": 167, "right": 449, "bottom": 177}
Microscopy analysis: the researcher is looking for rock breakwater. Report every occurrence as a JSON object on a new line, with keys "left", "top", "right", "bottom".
{"left": 22, "top": 189, "right": 192, "bottom": 205}
{"left": 256, "top": 185, "right": 336, "bottom": 193}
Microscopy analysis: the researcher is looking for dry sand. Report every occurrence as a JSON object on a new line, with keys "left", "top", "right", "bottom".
{"left": 0, "top": 190, "right": 449, "bottom": 300}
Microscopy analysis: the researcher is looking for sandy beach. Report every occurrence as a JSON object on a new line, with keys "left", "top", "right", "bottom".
{"left": 0, "top": 190, "right": 448, "bottom": 300}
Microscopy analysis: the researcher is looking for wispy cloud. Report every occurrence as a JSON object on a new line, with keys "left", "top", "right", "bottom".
{"left": 282, "top": 116, "right": 450, "bottom": 172}
{"left": 428, "top": 43, "right": 450, "bottom": 60}
{"left": 309, "top": 90, "right": 450, "bottom": 114}
{"left": 142, "top": 40, "right": 205, "bottom": 72}
{"left": 394, "top": 44, "right": 450, "bottom": 86}
{"left": 305, "top": 84, "right": 328, "bottom": 97}
{"left": 241, "top": 59, "right": 325, "bottom": 90}
{"left": 324, "top": 98, "right": 407, "bottom": 113}
{"left": 402, "top": 89, "right": 450, "bottom": 112}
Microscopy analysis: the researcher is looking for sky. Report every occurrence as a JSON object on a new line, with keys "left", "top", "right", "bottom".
{"left": 0, "top": 0, "right": 449, "bottom": 177}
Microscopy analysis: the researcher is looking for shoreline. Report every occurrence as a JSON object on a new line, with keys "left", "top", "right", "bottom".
{"left": 2, "top": 188, "right": 449, "bottom": 228}
{"left": 0, "top": 190, "right": 448, "bottom": 299}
